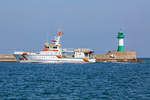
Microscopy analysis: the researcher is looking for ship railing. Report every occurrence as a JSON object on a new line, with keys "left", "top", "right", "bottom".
{"left": 62, "top": 48, "right": 93, "bottom": 52}
{"left": 62, "top": 48, "right": 75, "bottom": 52}
{"left": 74, "top": 48, "right": 93, "bottom": 51}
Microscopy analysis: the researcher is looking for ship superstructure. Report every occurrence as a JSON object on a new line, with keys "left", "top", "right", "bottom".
{"left": 13, "top": 31, "right": 96, "bottom": 63}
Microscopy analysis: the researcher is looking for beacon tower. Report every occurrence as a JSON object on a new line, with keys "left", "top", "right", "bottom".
{"left": 117, "top": 30, "right": 125, "bottom": 52}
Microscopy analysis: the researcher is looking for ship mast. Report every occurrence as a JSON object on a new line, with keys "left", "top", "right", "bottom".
{"left": 55, "top": 32, "right": 62, "bottom": 45}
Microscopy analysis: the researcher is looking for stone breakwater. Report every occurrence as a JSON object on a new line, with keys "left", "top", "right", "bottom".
{"left": 0, "top": 52, "right": 142, "bottom": 63}
{"left": 96, "top": 51, "right": 142, "bottom": 63}
{"left": 0, "top": 54, "right": 16, "bottom": 62}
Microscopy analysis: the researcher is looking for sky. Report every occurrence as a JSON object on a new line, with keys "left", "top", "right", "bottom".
{"left": 0, "top": 0, "right": 149, "bottom": 57}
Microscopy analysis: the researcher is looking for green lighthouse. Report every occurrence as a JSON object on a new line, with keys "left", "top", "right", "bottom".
{"left": 117, "top": 30, "right": 125, "bottom": 52}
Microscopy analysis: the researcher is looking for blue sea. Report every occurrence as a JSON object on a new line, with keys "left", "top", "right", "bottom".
{"left": 0, "top": 59, "right": 150, "bottom": 100}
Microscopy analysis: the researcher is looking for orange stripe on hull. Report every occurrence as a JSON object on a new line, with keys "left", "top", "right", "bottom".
{"left": 57, "top": 55, "right": 62, "bottom": 58}
{"left": 83, "top": 58, "right": 89, "bottom": 62}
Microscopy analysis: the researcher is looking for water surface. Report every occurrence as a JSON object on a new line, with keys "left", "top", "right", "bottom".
{"left": 0, "top": 60, "right": 150, "bottom": 100}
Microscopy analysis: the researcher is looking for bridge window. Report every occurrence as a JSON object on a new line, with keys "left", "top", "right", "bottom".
{"left": 53, "top": 47, "right": 57, "bottom": 49}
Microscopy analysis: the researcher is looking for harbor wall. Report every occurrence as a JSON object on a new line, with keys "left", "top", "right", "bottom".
{"left": 0, "top": 54, "right": 16, "bottom": 62}
{"left": 96, "top": 51, "right": 142, "bottom": 63}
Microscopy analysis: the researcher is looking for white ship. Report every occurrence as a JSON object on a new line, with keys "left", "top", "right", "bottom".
{"left": 13, "top": 31, "right": 96, "bottom": 63}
